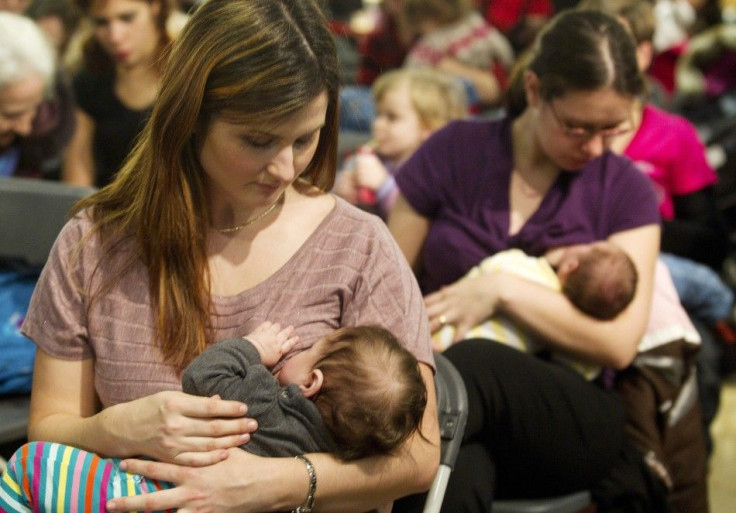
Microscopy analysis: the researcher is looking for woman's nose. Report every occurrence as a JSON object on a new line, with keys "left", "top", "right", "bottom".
{"left": 269, "top": 145, "right": 297, "bottom": 181}
{"left": 108, "top": 21, "right": 125, "bottom": 45}
{"left": 581, "top": 134, "right": 606, "bottom": 159}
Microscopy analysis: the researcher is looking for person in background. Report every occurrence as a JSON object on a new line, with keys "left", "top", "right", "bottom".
{"left": 580, "top": 0, "right": 735, "bottom": 461}
{"left": 22, "top": 1, "right": 438, "bottom": 512}
{"left": 476, "top": 0, "right": 554, "bottom": 54}
{"left": 390, "top": 9, "right": 665, "bottom": 512}
{"left": 334, "top": 67, "right": 468, "bottom": 220}
{"left": 1, "top": 322, "right": 428, "bottom": 511}
{"left": 339, "top": 0, "right": 416, "bottom": 133}
{"left": 61, "top": 0, "right": 184, "bottom": 187}
{"left": 0, "top": 11, "right": 75, "bottom": 179}
{"left": 26, "top": 0, "right": 82, "bottom": 61}
{"left": 0, "top": 0, "right": 30, "bottom": 12}
{"left": 402, "top": 0, "right": 515, "bottom": 111}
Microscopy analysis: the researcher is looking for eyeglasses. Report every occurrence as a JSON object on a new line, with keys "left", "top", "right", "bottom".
{"left": 548, "top": 102, "right": 632, "bottom": 141}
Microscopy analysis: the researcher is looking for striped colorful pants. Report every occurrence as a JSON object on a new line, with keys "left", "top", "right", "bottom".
{"left": 0, "top": 441, "right": 175, "bottom": 512}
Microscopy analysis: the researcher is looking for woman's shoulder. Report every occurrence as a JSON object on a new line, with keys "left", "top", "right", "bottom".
{"left": 327, "top": 197, "right": 391, "bottom": 237}
{"left": 586, "top": 152, "right": 660, "bottom": 217}
{"left": 57, "top": 209, "right": 95, "bottom": 245}
{"left": 592, "top": 151, "right": 651, "bottom": 185}
{"left": 425, "top": 117, "right": 507, "bottom": 151}
{"left": 55, "top": 209, "right": 134, "bottom": 260}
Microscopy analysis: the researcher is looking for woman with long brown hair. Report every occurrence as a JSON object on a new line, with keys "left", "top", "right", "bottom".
{"left": 25, "top": 0, "right": 438, "bottom": 511}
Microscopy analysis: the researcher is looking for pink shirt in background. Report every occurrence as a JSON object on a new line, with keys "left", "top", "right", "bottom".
{"left": 624, "top": 104, "right": 717, "bottom": 220}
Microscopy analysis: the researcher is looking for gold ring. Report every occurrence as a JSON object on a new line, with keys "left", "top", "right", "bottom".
{"left": 438, "top": 315, "right": 448, "bottom": 326}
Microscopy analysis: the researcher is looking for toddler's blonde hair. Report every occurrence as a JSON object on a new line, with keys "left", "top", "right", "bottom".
{"left": 372, "top": 68, "right": 469, "bottom": 131}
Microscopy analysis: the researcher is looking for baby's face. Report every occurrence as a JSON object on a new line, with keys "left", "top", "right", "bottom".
{"left": 373, "top": 82, "right": 428, "bottom": 164}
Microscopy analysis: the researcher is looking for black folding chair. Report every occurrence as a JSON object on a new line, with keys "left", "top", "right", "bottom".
{"left": 0, "top": 177, "right": 95, "bottom": 446}
{"left": 425, "top": 353, "right": 593, "bottom": 513}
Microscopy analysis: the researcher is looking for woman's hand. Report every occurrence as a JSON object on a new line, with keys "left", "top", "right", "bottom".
{"left": 424, "top": 272, "right": 503, "bottom": 341}
{"left": 106, "top": 449, "right": 292, "bottom": 513}
{"left": 333, "top": 168, "right": 360, "bottom": 203}
{"left": 105, "top": 391, "right": 256, "bottom": 466}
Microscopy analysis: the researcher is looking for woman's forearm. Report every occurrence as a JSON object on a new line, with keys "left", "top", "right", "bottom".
{"left": 29, "top": 402, "right": 136, "bottom": 457}
{"left": 497, "top": 226, "right": 659, "bottom": 368}
{"left": 106, "top": 364, "right": 440, "bottom": 513}
{"left": 28, "top": 353, "right": 130, "bottom": 456}
{"left": 496, "top": 275, "right": 642, "bottom": 368}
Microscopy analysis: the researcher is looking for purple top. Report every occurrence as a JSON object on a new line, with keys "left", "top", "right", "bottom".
{"left": 395, "top": 117, "right": 661, "bottom": 293}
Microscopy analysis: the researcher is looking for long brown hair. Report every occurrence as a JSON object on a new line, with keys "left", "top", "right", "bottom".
{"left": 72, "top": 0, "right": 340, "bottom": 371}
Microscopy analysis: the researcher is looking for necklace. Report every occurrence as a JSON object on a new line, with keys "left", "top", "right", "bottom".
{"left": 213, "top": 193, "right": 285, "bottom": 233}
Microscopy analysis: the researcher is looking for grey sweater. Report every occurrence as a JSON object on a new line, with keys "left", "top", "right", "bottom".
{"left": 182, "top": 338, "right": 336, "bottom": 457}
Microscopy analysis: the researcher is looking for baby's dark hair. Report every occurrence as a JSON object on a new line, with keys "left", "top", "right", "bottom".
{"left": 313, "top": 326, "right": 427, "bottom": 460}
{"left": 563, "top": 244, "right": 638, "bottom": 320}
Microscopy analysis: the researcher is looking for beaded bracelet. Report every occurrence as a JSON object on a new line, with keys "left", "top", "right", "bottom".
{"left": 292, "top": 455, "right": 316, "bottom": 513}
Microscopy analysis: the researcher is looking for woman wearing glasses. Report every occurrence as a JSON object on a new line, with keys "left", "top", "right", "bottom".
{"left": 389, "top": 9, "right": 663, "bottom": 512}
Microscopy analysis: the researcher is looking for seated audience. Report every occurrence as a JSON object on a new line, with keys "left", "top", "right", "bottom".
{"left": 402, "top": 0, "right": 514, "bottom": 110}
{"left": 477, "top": 0, "right": 554, "bottom": 53}
{"left": 0, "top": 11, "right": 75, "bottom": 179}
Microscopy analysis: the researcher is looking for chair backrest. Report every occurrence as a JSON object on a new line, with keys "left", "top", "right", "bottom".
{"left": 423, "top": 352, "right": 469, "bottom": 513}
{"left": 0, "top": 177, "right": 95, "bottom": 445}
{"left": 0, "top": 177, "right": 96, "bottom": 267}
{"left": 433, "top": 352, "right": 469, "bottom": 469}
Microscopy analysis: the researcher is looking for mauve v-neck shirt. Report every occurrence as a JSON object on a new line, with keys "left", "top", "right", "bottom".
{"left": 395, "top": 117, "right": 661, "bottom": 294}
{"left": 22, "top": 199, "right": 433, "bottom": 408}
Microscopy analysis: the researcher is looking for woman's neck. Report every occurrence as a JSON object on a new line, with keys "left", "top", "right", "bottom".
{"left": 512, "top": 112, "right": 560, "bottom": 190}
{"left": 115, "top": 61, "right": 159, "bottom": 110}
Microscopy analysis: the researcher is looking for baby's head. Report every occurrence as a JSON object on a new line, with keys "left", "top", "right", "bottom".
{"left": 309, "top": 326, "right": 427, "bottom": 460}
{"left": 556, "top": 241, "right": 638, "bottom": 320}
{"left": 371, "top": 67, "right": 468, "bottom": 164}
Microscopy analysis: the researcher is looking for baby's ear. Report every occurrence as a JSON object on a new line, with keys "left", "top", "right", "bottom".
{"left": 300, "top": 369, "right": 324, "bottom": 398}
{"left": 557, "top": 258, "right": 580, "bottom": 280}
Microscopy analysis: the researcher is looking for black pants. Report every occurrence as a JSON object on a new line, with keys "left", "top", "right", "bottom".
{"left": 395, "top": 339, "right": 627, "bottom": 513}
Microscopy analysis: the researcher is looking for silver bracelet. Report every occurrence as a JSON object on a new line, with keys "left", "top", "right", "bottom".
{"left": 292, "top": 455, "right": 316, "bottom": 513}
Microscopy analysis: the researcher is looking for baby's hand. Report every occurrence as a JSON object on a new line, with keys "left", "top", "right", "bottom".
{"left": 333, "top": 168, "right": 360, "bottom": 204}
{"left": 246, "top": 321, "right": 299, "bottom": 367}
{"left": 354, "top": 148, "right": 389, "bottom": 190}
